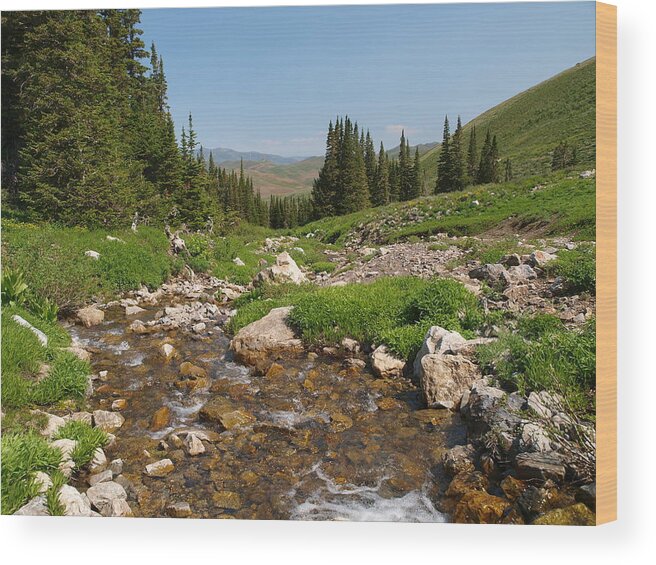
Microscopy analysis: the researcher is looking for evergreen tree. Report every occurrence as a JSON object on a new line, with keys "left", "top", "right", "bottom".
{"left": 364, "top": 130, "right": 377, "bottom": 190}
{"left": 467, "top": 125, "right": 478, "bottom": 183}
{"left": 411, "top": 146, "right": 422, "bottom": 199}
{"left": 372, "top": 142, "right": 390, "bottom": 206}
{"left": 436, "top": 116, "right": 453, "bottom": 193}
{"left": 338, "top": 117, "right": 370, "bottom": 214}
{"left": 312, "top": 120, "right": 340, "bottom": 219}
{"left": 450, "top": 116, "right": 466, "bottom": 191}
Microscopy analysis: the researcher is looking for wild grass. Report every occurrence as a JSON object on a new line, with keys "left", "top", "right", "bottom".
{"left": 1, "top": 220, "right": 178, "bottom": 311}
{"left": 1, "top": 432, "right": 62, "bottom": 515}
{"left": 547, "top": 243, "right": 596, "bottom": 295}
{"left": 477, "top": 314, "right": 596, "bottom": 415}
{"left": 1, "top": 309, "right": 89, "bottom": 408}
{"left": 54, "top": 421, "right": 108, "bottom": 468}
{"left": 230, "top": 277, "right": 490, "bottom": 360}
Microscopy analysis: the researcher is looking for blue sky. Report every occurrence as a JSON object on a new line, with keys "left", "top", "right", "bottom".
{"left": 140, "top": 2, "right": 595, "bottom": 157}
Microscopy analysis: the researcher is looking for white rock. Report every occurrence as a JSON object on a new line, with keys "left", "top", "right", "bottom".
{"left": 159, "top": 343, "right": 176, "bottom": 362}
{"left": 68, "top": 411, "right": 93, "bottom": 425}
{"left": 85, "top": 250, "right": 101, "bottom": 260}
{"left": 106, "top": 235, "right": 125, "bottom": 243}
{"left": 371, "top": 346, "right": 406, "bottom": 379}
{"left": 93, "top": 410, "right": 125, "bottom": 432}
{"left": 254, "top": 252, "right": 307, "bottom": 285}
{"left": 12, "top": 315, "right": 48, "bottom": 346}
{"left": 88, "top": 469, "right": 113, "bottom": 486}
{"left": 88, "top": 447, "right": 108, "bottom": 474}
{"left": 58, "top": 485, "right": 93, "bottom": 516}
{"left": 14, "top": 496, "right": 49, "bottom": 516}
{"left": 34, "top": 471, "right": 53, "bottom": 494}
{"left": 86, "top": 481, "right": 128, "bottom": 517}
{"left": 32, "top": 410, "right": 66, "bottom": 438}
{"left": 192, "top": 322, "right": 206, "bottom": 333}
{"left": 232, "top": 257, "right": 246, "bottom": 267}
{"left": 144, "top": 458, "right": 175, "bottom": 477}
{"left": 125, "top": 305, "right": 146, "bottom": 316}
{"left": 184, "top": 433, "right": 205, "bottom": 456}
{"left": 341, "top": 337, "right": 360, "bottom": 354}
{"left": 77, "top": 306, "right": 104, "bottom": 327}
{"left": 109, "top": 459, "right": 124, "bottom": 475}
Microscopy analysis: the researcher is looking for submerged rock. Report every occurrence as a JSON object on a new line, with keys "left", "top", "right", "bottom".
{"left": 199, "top": 397, "right": 256, "bottom": 430}
{"left": 144, "top": 458, "right": 175, "bottom": 478}
{"left": 532, "top": 503, "right": 595, "bottom": 526}
{"left": 93, "top": 410, "right": 125, "bottom": 432}
{"left": 453, "top": 490, "right": 512, "bottom": 524}
{"left": 166, "top": 501, "right": 192, "bottom": 518}
{"left": 150, "top": 406, "right": 171, "bottom": 431}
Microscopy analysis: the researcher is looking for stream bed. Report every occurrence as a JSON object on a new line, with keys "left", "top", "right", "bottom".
{"left": 70, "top": 296, "right": 465, "bottom": 521}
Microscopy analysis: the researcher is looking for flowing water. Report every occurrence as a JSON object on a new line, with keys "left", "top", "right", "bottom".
{"left": 71, "top": 296, "right": 465, "bottom": 521}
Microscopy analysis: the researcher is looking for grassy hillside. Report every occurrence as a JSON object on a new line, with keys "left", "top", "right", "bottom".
{"left": 420, "top": 58, "right": 596, "bottom": 187}
{"left": 297, "top": 170, "right": 595, "bottom": 245}
{"left": 222, "top": 156, "right": 323, "bottom": 197}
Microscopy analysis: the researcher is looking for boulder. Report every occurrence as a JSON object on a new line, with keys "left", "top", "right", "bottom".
{"left": 33, "top": 410, "right": 66, "bottom": 438}
{"left": 144, "top": 458, "right": 175, "bottom": 478}
{"left": 159, "top": 343, "right": 177, "bottom": 362}
{"left": 184, "top": 433, "right": 205, "bottom": 456}
{"left": 515, "top": 452, "right": 566, "bottom": 483}
{"left": 527, "top": 250, "right": 557, "bottom": 268}
{"left": 500, "top": 253, "right": 521, "bottom": 267}
{"left": 576, "top": 483, "right": 596, "bottom": 510}
{"left": 66, "top": 345, "right": 92, "bottom": 361}
{"left": 229, "top": 306, "right": 302, "bottom": 366}
{"left": 86, "top": 481, "right": 130, "bottom": 517}
{"left": 88, "top": 447, "right": 108, "bottom": 474}
{"left": 532, "top": 503, "right": 595, "bottom": 526}
{"left": 58, "top": 485, "right": 93, "bottom": 517}
{"left": 166, "top": 501, "right": 192, "bottom": 518}
{"left": 93, "top": 410, "right": 125, "bottom": 432}
{"left": 34, "top": 471, "right": 53, "bottom": 493}
{"left": 453, "top": 491, "right": 512, "bottom": 524}
{"left": 445, "top": 471, "right": 489, "bottom": 498}
{"left": 519, "top": 422, "right": 552, "bottom": 453}
{"left": 232, "top": 257, "right": 246, "bottom": 267}
{"left": 77, "top": 306, "right": 104, "bottom": 327}
{"left": 14, "top": 495, "right": 49, "bottom": 516}
{"left": 443, "top": 444, "right": 476, "bottom": 476}
{"left": 417, "top": 354, "right": 481, "bottom": 409}
{"left": 88, "top": 469, "right": 113, "bottom": 486}
{"left": 150, "top": 406, "right": 171, "bottom": 431}
{"left": 254, "top": 252, "right": 307, "bottom": 286}
{"left": 507, "top": 264, "right": 537, "bottom": 282}
{"left": 341, "top": 337, "right": 360, "bottom": 354}
{"left": 109, "top": 459, "right": 124, "bottom": 475}
{"left": 111, "top": 399, "right": 127, "bottom": 411}
{"left": 125, "top": 305, "right": 146, "bottom": 316}
{"left": 468, "top": 263, "right": 508, "bottom": 285}
{"left": 371, "top": 345, "right": 406, "bottom": 379}
{"left": 413, "top": 326, "right": 468, "bottom": 376}
{"left": 84, "top": 250, "right": 100, "bottom": 260}
{"left": 199, "top": 397, "right": 256, "bottom": 430}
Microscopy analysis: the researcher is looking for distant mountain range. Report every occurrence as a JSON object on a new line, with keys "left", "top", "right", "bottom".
{"left": 203, "top": 147, "right": 308, "bottom": 165}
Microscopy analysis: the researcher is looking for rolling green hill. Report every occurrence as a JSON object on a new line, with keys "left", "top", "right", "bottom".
{"left": 420, "top": 57, "right": 596, "bottom": 188}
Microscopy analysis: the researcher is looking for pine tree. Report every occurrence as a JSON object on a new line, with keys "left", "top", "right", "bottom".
{"left": 312, "top": 120, "right": 340, "bottom": 219}
{"left": 467, "top": 125, "right": 478, "bottom": 183}
{"left": 372, "top": 142, "right": 390, "bottom": 206}
{"left": 450, "top": 116, "right": 466, "bottom": 191}
{"left": 436, "top": 116, "right": 453, "bottom": 193}
{"left": 411, "top": 146, "right": 422, "bottom": 199}
{"left": 338, "top": 117, "right": 370, "bottom": 214}
{"left": 364, "top": 130, "right": 377, "bottom": 190}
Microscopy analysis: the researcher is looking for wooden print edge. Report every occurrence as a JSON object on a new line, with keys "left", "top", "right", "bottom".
{"left": 595, "top": 1, "right": 617, "bottom": 525}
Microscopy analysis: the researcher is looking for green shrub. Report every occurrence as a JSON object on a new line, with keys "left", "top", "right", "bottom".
{"left": 477, "top": 319, "right": 596, "bottom": 414}
{"left": 54, "top": 421, "right": 108, "bottom": 468}
{"left": 406, "top": 278, "right": 484, "bottom": 338}
{"left": 517, "top": 313, "right": 564, "bottom": 339}
{"left": 231, "top": 276, "right": 487, "bottom": 360}
{"left": 45, "top": 471, "right": 67, "bottom": 516}
{"left": 548, "top": 244, "right": 596, "bottom": 294}
{"left": 1, "top": 432, "right": 62, "bottom": 515}
{"left": 1, "top": 268, "right": 29, "bottom": 307}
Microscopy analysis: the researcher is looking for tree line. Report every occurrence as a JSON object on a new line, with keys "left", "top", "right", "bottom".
{"left": 311, "top": 116, "right": 424, "bottom": 219}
